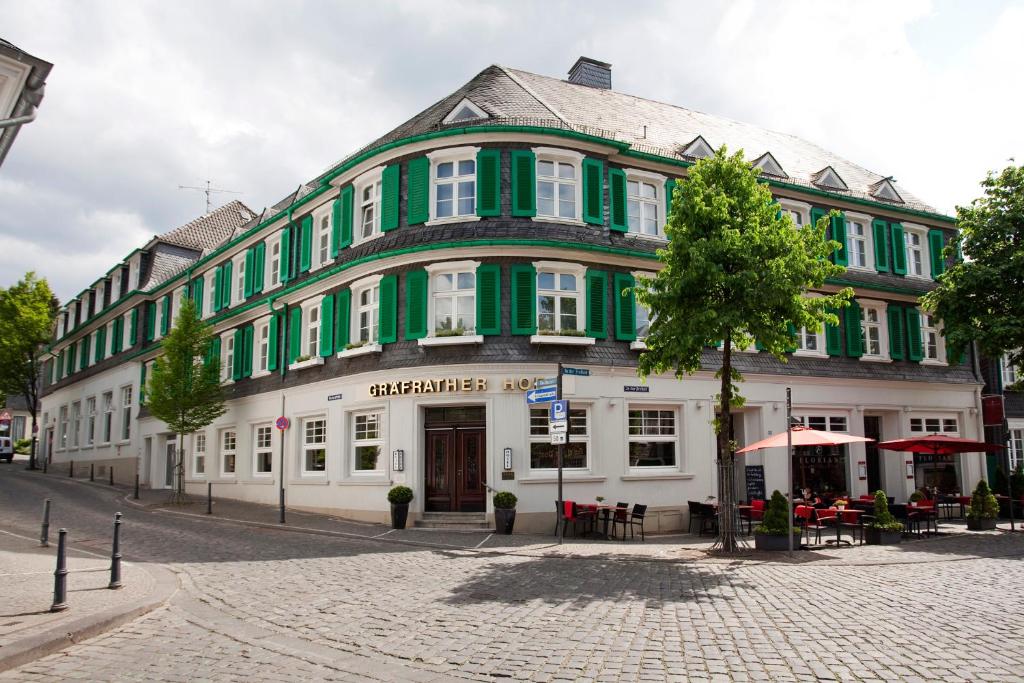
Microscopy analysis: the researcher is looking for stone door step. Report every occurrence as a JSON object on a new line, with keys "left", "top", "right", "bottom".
{"left": 415, "top": 512, "right": 490, "bottom": 529}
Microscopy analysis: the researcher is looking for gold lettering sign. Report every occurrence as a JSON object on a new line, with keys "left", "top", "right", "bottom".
{"left": 367, "top": 377, "right": 550, "bottom": 397}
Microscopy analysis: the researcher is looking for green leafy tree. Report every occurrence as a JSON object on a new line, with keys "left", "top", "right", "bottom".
{"left": 0, "top": 273, "right": 57, "bottom": 469}
{"left": 635, "top": 147, "right": 851, "bottom": 551}
{"left": 921, "top": 163, "right": 1024, "bottom": 386}
{"left": 145, "top": 298, "right": 225, "bottom": 498}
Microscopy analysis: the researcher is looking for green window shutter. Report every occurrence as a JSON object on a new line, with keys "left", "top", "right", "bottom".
{"left": 379, "top": 274, "right": 398, "bottom": 343}
{"left": 109, "top": 320, "right": 119, "bottom": 355}
{"left": 609, "top": 168, "right": 628, "bottom": 232}
{"left": 67, "top": 345, "right": 75, "bottom": 375}
{"left": 288, "top": 307, "right": 302, "bottom": 365}
{"left": 192, "top": 276, "right": 205, "bottom": 310}
{"left": 267, "top": 313, "right": 280, "bottom": 372}
{"left": 831, "top": 212, "right": 848, "bottom": 266}
{"left": 585, "top": 270, "right": 608, "bottom": 338}
{"left": 221, "top": 261, "right": 233, "bottom": 309}
{"left": 476, "top": 149, "right": 501, "bottom": 217}
{"left": 475, "top": 264, "right": 501, "bottom": 335}
{"left": 510, "top": 264, "right": 537, "bottom": 335}
{"left": 906, "top": 307, "right": 924, "bottom": 362}
{"left": 93, "top": 330, "right": 101, "bottom": 363}
{"left": 872, "top": 219, "right": 890, "bottom": 273}
{"left": 335, "top": 288, "right": 351, "bottom": 349}
{"left": 160, "top": 295, "right": 171, "bottom": 335}
{"left": 79, "top": 339, "right": 88, "bottom": 371}
{"left": 614, "top": 273, "right": 636, "bottom": 341}
{"left": 320, "top": 293, "right": 335, "bottom": 357}
{"left": 581, "top": 157, "right": 604, "bottom": 225}
{"left": 890, "top": 223, "right": 907, "bottom": 275}
{"left": 785, "top": 323, "right": 798, "bottom": 353}
{"left": 404, "top": 269, "right": 428, "bottom": 340}
{"left": 380, "top": 164, "right": 400, "bottom": 232}
{"left": 145, "top": 301, "right": 156, "bottom": 341}
{"left": 330, "top": 197, "right": 342, "bottom": 258}
{"left": 406, "top": 156, "right": 430, "bottom": 225}
{"left": 243, "top": 248, "right": 254, "bottom": 298}
{"left": 130, "top": 308, "right": 138, "bottom": 345}
{"left": 928, "top": 229, "right": 945, "bottom": 279}
{"left": 299, "top": 215, "right": 313, "bottom": 273}
{"left": 207, "top": 336, "right": 221, "bottom": 371}
{"left": 664, "top": 178, "right": 675, "bottom": 222}
{"left": 280, "top": 227, "right": 293, "bottom": 282}
{"left": 338, "top": 186, "right": 354, "bottom": 250}
{"left": 232, "top": 328, "right": 244, "bottom": 380}
{"left": 510, "top": 150, "right": 536, "bottom": 217}
{"left": 844, "top": 301, "right": 863, "bottom": 358}
{"left": 139, "top": 362, "right": 146, "bottom": 405}
{"left": 242, "top": 325, "right": 254, "bottom": 378}
{"left": 887, "top": 305, "right": 906, "bottom": 360}
{"left": 253, "top": 242, "right": 265, "bottom": 294}
{"left": 809, "top": 207, "right": 828, "bottom": 232}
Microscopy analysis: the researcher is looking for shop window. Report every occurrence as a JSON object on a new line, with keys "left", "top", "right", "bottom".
{"left": 537, "top": 267, "right": 582, "bottom": 334}
{"left": 910, "top": 417, "right": 957, "bottom": 434}
{"left": 791, "top": 413, "right": 849, "bottom": 496}
{"left": 627, "top": 408, "right": 677, "bottom": 467}
{"left": 529, "top": 407, "right": 588, "bottom": 469}
{"left": 193, "top": 432, "right": 206, "bottom": 476}
{"left": 220, "top": 429, "right": 236, "bottom": 476}
{"left": 353, "top": 412, "right": 383, "bottom": 472}
{"left": 432, "top": 269, "right": 476, "bottom": 335}
{"left": 254, "top": 424, "right": 273, "bottom": 475}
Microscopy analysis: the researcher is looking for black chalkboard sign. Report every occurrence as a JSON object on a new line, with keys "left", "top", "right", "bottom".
{"left": 745, "top": 465, "right": 766, "bottom": 502}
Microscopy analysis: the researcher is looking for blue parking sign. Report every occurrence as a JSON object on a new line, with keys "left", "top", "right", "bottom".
{"left": 550, "top": 400, "right": 568, "bottom": 422}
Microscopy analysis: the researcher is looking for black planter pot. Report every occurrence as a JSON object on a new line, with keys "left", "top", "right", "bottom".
{"left": 754, "top": 532, "right": 802, "bottom": 551}
{"left": 966, "top": 517, "right": 997, "bottom": 531}
{"left": 494, "top": 507, "right": 516, "bottom": 534}
{"left": 390, "top": 503, "right": 409, "bottom": 530}
{"left": 865, "top": 527, "right": 903, "bottom": 545}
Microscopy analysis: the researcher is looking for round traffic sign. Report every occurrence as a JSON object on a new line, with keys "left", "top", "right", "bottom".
{"left": 275, "top": 416, "right": 290, "bottom": 431}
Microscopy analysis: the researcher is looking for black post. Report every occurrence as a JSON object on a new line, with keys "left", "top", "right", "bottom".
{"left": 279, "top": 393, "right": 286, "bottom": 524}
{"left": 50, "top": 529, "right": 68, "bottom": 612}
{"left": 90, "top": 463, "right": 94, "bottom": 481}
{"left": 42, "top": 449, "right": 47, "bottom": 474}
{"left": 108, "top": 513, "right": 122, "bottom": 589}
{"left": 557, "top": 363, "right": 564, "bottom": 545}
{"left": 69, "top": 460, "right": 74, "bottom": 478}
{"left": 109, "top": 466, "right": 114, "bottom": 486}
{"left": 133, "top": 473, "right": 140, "bottom": 500}
{"left": 206, "top": 482, "right": 212, "bottom": 514}
{"left": 40, "top": 498, "right": 51, "bottom": 547}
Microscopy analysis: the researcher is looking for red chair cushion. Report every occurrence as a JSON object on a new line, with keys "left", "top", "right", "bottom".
{"left": 752, "top": 499, "right": 766, "bottom": 511}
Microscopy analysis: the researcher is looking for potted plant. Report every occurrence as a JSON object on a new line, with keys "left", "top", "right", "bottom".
{"left": 387, "top": 485, "right": 413, "bottom": 529}
{"left": 754, "top": 490, "right": 802, "bottom": 551}
{"left": 908, "top": 490, "right": 925, "bottom": 504}
{"left": 966, "top": 479, "right": 999, "bottom": 531}
{"left": 493, "top": 491, "right": 518, "bottom": 534}
{"left": 865, "top": 490, "right": 904, "bottom": 545}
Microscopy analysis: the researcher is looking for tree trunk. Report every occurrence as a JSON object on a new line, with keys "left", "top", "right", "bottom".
{"left": 714, "top": 330, "right": 742, "bottom": 552}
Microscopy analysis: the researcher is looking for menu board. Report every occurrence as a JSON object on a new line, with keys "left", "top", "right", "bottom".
{"left": 745, "top": 465, "right": 766, "bottom": 502}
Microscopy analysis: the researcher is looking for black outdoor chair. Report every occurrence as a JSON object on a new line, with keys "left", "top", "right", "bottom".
{"left": 688, "top": 501, "right": 717, "bottom": 536}
{"left": 623, "top": 504, "right": 647, "bottom": 541}
{"left": 608, "top": 502, "right": 629, "bottom": 539}
{"left": 890, "top": 504, "right": 919, "bottom": 536}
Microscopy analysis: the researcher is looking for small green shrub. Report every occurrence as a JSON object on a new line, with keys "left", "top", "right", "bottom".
{"left": 436, "top": 328, "right": 466, "bottom": 338}
{"left": 14, "top": 438, "right": 32, "bottom": 454}
{"left": 344, "top": 341, "right": 367, "bottom": 350}
{"left": 908, "top": 491, "right": 925, "bottom": 503}
{"left": 966, "top": 479, "right": 999, "bottom": 519}
{"left": 867, "top": 490, "right": 903, "bottom": 531}
{"left": 754, "top": 490, "right": 791, "bottom": 536}
{"left": 294, "top": 354, "right": 311, "bottom": 363}
{"left": 493, "top": 491, "right": 517, "bottom": 509}
{"left": 387, "top": 485, "right": 413, "bottom": 505}
{"left": 559, "top": 329, "right": 586, "bottom": 337}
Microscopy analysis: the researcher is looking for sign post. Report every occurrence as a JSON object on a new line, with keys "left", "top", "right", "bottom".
{"left": 557, "top": 363, "right": 566, "bottom": 545}
{"left": 276, "top": 402, "right": 289, "bottom": 525}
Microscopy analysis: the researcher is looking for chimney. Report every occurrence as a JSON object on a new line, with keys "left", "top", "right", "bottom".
{"left": 568, "top": 57, "right": 612, "bottom": 90}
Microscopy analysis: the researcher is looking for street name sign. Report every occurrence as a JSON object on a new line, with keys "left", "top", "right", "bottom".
{"left": 526, "top": 386, "right": 558, "bottom": 404}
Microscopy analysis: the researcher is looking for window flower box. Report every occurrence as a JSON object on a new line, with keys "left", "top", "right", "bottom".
{"left": 289, "top": 356, "right": 324, "bottom": 371}
{"left": 531, "top": 332, "right": 596, "bottom": 346}
{"left": 337, "top": 342, "right": 382, "bottom": 359}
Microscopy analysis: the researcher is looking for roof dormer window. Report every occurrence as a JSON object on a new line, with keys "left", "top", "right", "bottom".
{"left": 811, "top": 166, "right": 849, "bottom": 192}
{"left": 752, "top": 152, "right": 787, "bottom": 179}
{"left": 679, "top": 135, "right": 714, "bottom": 160}
{"left": 869, "top": 177, "right": 904, "bottom": 204}
{"left": 442, "top": 98, "right": 489, "bottom": 125}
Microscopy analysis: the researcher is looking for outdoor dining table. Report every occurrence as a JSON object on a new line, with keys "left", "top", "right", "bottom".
{"left": 579, "top": 503, "right": 616, "bottom": 539}
{"left": 824, "top": 508, "right": 862, "bottom": 546}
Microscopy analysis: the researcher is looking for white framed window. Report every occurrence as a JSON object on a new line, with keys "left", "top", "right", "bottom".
{"left": 351, "top": 275, "right": 382, "bottom": 344}
{"left": 846, "top": 214, "right": 869, "bottom": 269}
{"left": 204, "top": 270, "right": 216, "bottom": 318}
{"left": 172, "top": 286, "right": 187, "bottom": 325}
{"left": 529, "top": 406, "right": 589, "bottom": 469}
{"left": 426, "top": 261, "right": 479, "bottom": 335}
{"left": 111, "top": 271, "right": 121, "bottom": 301}
{"left": 1002, "top": 354, "right": 1020, "bottom": 388}
{"left": 1009, "top": 428, "right": 1024, "bottom": 471}
{"left": 795, "top": 324, "right": 825, "bottom": 357}
{"left": 534, "top": 147, "right": 584, "bottom": 222}
{"left": 794, "top": 415, "right": 849, "bottom": 432}
{"left": 267, "top": 235, "right": 282, "bottom": 289}
{"left": 120, "top": 385, "right": 132, "bottom": 440}
{"left": 904, "top": 225, "right": 927, "bottom": 278}
{"left": 84, "top": 397, "right": 96, "bottom": 446}
{"left": 305, "top": 302, "right": 320, "bottom": 358}
{"left": 352, "top": 411, "right": 383, "bottom": 473}
{"left": 106, "top": 320, "right": 116, "bottom": 356}
{"left": 534, "top": 262, "right": 586, "bottom": 334}
{"left": 234, "top": 255, "right": 246, "bottom": 303}
{"left": 193, "top": 432, "right": 206, "bottom": 476}
{"left": 354, "top": 167, "right": 384, "bottom": 244}
{"left": 627, "top": 407, "right": 678, "bottom": 468}
{"left": 428, "top": 147, "right": 479, "bottom": 221}
{"left": 778, "top": 199, "right": 810, "bottom": 229}
{"left": 254, "top": 424, "right": 273, "bottom": 476}
{"left": 101, "top": 391, "right": 114, "bottom": 444}
{"left": 859, "top": 301, "right": 889, "bottom": 361}
{"left": 256, "top": 319, "right": 270, "bottom": 374}
{"left": 220, "top": 429, "right": 236, "bottom": 476}
{"left": 910, "top": 417, "right": 959, "bottom": 434}
{"left": 221, "top": 332, "right": 235, "bottom": 382}
{"left": 626, "top": 170, "right": 666, "bottom": 237}
{"left": 301, "top": 417, "right": 327, "bottom": 474}
{"left": 632, "top": 270, "right": 656, "bottom": 344}
{"left": 920, "top": 312, "right": 945, "bottom": 364}
{"left": 314, "top": 208, "right": 332, "bottom": 269}
{"left": 58, "top": 405, "right": 68, "bottom": 449}
{"left": 70, "top": 401, "right": 81, "bottom": 448}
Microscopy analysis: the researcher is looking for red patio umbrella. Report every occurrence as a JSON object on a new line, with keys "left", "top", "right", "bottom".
{"left": 736, "top": 426, "right": 874, "bottom": 453}
{"left": 876, "top": 434, "right": 1003, "bottom": 455}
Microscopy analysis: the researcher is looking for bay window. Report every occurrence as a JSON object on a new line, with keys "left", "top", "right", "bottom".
{"left": 627, "top": 408, "right": 677, "bottom": 468}
{"left": 529, "top": 407, "right": 588, "bottom": 469}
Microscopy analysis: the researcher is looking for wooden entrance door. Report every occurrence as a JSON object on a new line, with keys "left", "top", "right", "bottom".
{"left": 864, "top": 416, "right": 882, "bottom": 493}
{"left": 425, "top": 424, "right": 486, "bottom": 512}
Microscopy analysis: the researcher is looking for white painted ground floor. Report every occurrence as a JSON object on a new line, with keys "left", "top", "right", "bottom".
{"left": 42, "top": 362, "right": 986, "bottom": 533}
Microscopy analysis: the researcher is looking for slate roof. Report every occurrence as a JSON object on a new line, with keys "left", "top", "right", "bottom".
{"left": 311, "top": 63, "right": 940, "bottom": 215}
{"left": 159, "top": 200, "right": 256, "bottom": 252}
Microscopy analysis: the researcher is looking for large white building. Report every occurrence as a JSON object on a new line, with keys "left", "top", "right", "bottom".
{"left": 40, "top": 58, "right": 984, "bottom": 532}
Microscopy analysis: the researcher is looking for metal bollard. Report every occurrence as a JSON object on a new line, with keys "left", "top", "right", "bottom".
{"left": 50, "top": 529, "right": 68, "bottom": 612}
{"left": 133, "top": 473, "right": 140, "bottom": 500}
{"left": 40, "top": 498, "right": 51, "bottom": 547}
{"left": 90, "top": 463, "right": 94, "bottom": 481}
{"left": 206, "top": 482, "right": 212, "bottom": 514}
{"left": 109, "top": 466, "right": 114, "bottom": 486}
{"left": 108, "top": 512, "right": 122, "bottom": 589}
{"left": 69, "top": 461, "right": 74, "bottom": 478}
{"left": 42, "top": 457, "right": 47, "bottom": 474}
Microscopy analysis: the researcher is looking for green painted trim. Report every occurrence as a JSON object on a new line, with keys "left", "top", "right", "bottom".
{"left": 824, "top": 278, "right": 925, "bottom": 297}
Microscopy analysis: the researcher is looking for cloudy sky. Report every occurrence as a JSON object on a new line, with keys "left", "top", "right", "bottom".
{"left": 2, "top": 0, "right": 1022, "bottom": 302}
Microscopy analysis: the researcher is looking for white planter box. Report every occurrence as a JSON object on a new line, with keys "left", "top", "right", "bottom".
{"left": 337, "top": 343, "right": 382, "bottom": 359}
{"left": 530, "top": 334, "right": 596, "bottom": 346}
{"left": 630, "top": 340, "right": 648, "bottom": 351}
{"left": 289, "top": 356, "right": 325, "bottom": 371}
{"left": 418, "top": 335, "right": 484, "bottom": 347}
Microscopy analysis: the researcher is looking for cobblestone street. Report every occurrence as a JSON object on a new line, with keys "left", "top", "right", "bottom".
{"left": 3, "top": 467, "right": 1024, "bottom": 682}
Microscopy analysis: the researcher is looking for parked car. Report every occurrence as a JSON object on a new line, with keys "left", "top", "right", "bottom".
{"left": 0, "top": 437, "right": 13, "bottom": 463}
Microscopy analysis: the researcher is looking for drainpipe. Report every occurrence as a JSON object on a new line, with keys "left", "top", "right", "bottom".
{"left": 0, "top": 111, "right": 36, "bottom": 129}
{"left": 971, "top": 340, "right": 987, "bottom": 490}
